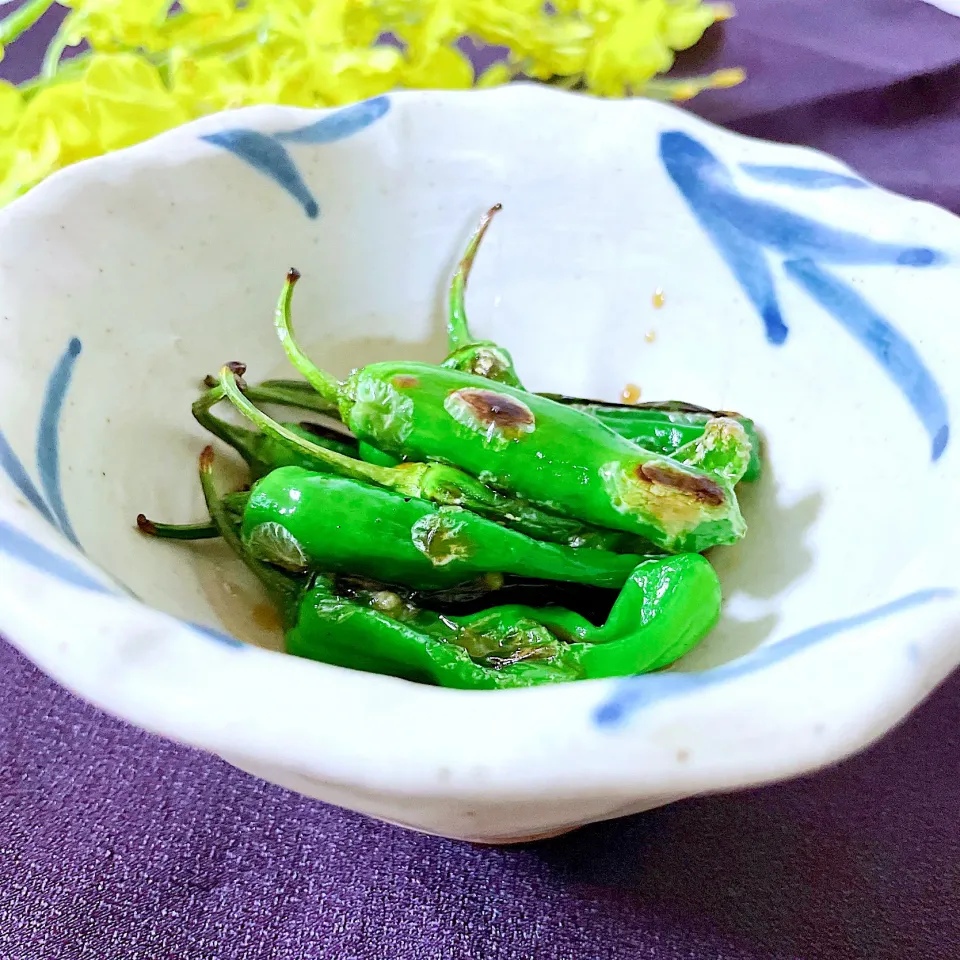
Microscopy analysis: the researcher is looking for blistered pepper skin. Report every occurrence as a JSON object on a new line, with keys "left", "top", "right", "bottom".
{"left": 550, "top": 400, "right": 762, "bottom": 483}
{"left": 242, "top": 467, "right": 652, "bottom": 591}
{"left": 341, "top": 362, "right": 746, "bottom": 553}
{"left": 285, "top": 554, "right": 721, "bottom": 688}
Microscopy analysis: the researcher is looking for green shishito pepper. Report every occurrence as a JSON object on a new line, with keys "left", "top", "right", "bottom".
{"left": 214, "top": 367, "right": 646, "bottom": 553}
{"left": 272, "top": 270, "right": 746, "bottom": 553}
{"left": 347, "top": 364, "right": 746, "bottom": 552}
{"left": 288, "top": 552, "right": 720, "bottom": 687}
{"left": 540, "top": 395, "right": 762, "bottom": 484}
{"left": 432, "top": 208, "right": 761, "bottom": 486}
{"left": 242, "top": 466, "right": 653, "bottom": 590}
{"left": 442, "top": 204, "right": 524, "bottom": 388}
{"left": 197, "top": 449, "right": 721, "bottom": 689}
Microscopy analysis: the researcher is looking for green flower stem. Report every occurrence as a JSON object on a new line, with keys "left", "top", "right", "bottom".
{"left": 0, "top": 0, "right": 56, "bottom": 46}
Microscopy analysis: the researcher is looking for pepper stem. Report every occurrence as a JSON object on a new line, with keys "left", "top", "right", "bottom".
{"left": 273, "top": 268, "right": 342, "bottom": 406}
{"left": 192, "top": 377, "right": 263, "bottom": 465}
{"left": 448, "top": 204, "right": 502, "bottom": 353}
{"left": 202, "top": 374, "right": 340, "bottom": 417}
{"left": 217, "top": 366, "right": 397, "bottom": 489}
{"left": 198, "top": 446, "right": 302, "bottom": 620}
{"left": 246, "top": 382, "right": 340, "bottom": 417}
{"left": 137, "top": 514, "right": 219, "bottom": 540}
{"left": 136, "top": 492, "right": 250, "bottom": 541}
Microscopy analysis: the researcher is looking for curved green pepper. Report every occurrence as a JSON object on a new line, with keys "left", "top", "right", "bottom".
{"left": 192, "top": 379, "right": 358, "bottom": 480}
{"left": 288, "top": 553, "right": 720, "bottom": 688}
{"left": 442, "top": 204, "right": 524, "bottom": 388}
{"left": 271, "top": 272, "right": 746, "bottom": 553}
{"left": 135, "top": 510, "right": 625, "bottom": 624}
{"left": 194, "top": 450, "right": 721, "bottom": 690}
{"left": 344, "top": 362, "right": 744, "bottom": 552}
{"left": 241, "top": 466, "right": 653, "bottom": 590}
{"left": 539, "top": 394, "right": 762, "bottom": 483}
{"left": 673, "top": 417, "right": 752, "bottom": 485}
{"left": 215, "top": 367, "right": 647, "bottom": 553}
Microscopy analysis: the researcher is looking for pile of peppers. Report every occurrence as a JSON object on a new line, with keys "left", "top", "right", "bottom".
{"left": 139, "top": 207, "right": 761, "bottom": 690}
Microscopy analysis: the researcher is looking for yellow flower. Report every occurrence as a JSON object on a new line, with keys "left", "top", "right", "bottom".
{"left": 0, "top": 80, "right": 89, "bottom": 204}
{"left": 475, "top": 61, "right": 515, "bottom": 89}
{"left": 15, "top": 80, "right": 96, "bottom": 167}
{"left": 58, "top": 1, "right": 172, "bottom": 51}
{"left": 586, "top": 1, "right": 676, "bottom": 96}
{"left": 168, "top": 52, "right": 253, "bottom": 114}
{"left": 1, "top": 0, "right": 742, "bottom": 203}
{"left": 0, "top": 81, "right": 24, "bottom": 134}
{"left": 82, "top": 53, "right": 189, "bottom": 151}
{"left": 662, "top": 0, "right": 724, "bottom": 49}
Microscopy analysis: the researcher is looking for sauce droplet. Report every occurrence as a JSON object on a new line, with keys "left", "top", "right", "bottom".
{"left": 645, "top": 330, "right": 657, "bottom": 343}
{"left": 652, "top": 288, "right": 665, "bottom": 309}
{"left": 620, "top": 383, "right": 642, "bottom": 404}
{"left": 251, "top": 602, "right": 282, "bottom": 632}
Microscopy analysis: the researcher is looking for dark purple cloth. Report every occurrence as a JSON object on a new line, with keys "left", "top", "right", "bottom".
{"left": 3, "top": 3, "right": 960, "bottom": 958}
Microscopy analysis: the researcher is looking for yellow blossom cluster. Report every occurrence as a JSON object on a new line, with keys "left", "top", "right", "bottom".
{"left": 0, "top": 0, "right": 741, "bottom": 205}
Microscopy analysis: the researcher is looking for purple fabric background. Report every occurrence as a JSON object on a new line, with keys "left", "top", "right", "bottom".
{"left": 3, "top": 2, "right": 960, "bottom": 958}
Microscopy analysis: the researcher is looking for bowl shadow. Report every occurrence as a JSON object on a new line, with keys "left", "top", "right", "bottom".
{"left": 677, "top": 454, "right": 823, "bottom": 670}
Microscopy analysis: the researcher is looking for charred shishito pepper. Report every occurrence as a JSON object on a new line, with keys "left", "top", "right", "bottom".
{"left": 442, "top": 204, "right": 525, "bottom": 388}
{"left": 241, "top": 466, "right": 652, "bottom": 590}
{"left": 195, "top": 449, "right": 721, "bottom": 689}
{"left": 539, "top": 395, "right": 762, "bottom": 484}
{"left": 137, "top": 207, "right": 762, "bottom": 690}
{"left": 436, "top": 208, "right": 761, "bottom": 486}
{"left": 271, "top": 270, "right": 746, "bottom": 554}
{"left": 212, "top": 365, "right": 647, "bottom": 553}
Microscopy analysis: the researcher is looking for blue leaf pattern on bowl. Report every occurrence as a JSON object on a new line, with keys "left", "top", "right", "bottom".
{"left": 0, "top": 340, "right": 242, "bottom": 649}
{"left": 201, "top": 95, "right": 391, "bottom": 219}
{"left": 273, "top": 95, "right": 390, "bottom": 145}
{"left": 784, "top": 258, "right": 950, "bottom": 460}
{"left": 663, "top": 133, "right": 942, "bottom": 267}
{"left": 0, "top": 337, "right": 82, "bottom": 541}
{"left": 0, "top": 519, "right": 110, "bottom": 594}
{"left": 593, "top": 588, "right": 955, "bottom": 729}
{"left": 36, "top": 337, "right": 82, "bottom": 548}
{"left": 660, "top": 130, "right": 950, "bottom": 460}
{"left": 202, "top": 130, "right": 320, "bottom": 218}
{"left": 739, "top": 164, "right": 868, "bottom": 190}
{"left": 0, "top": 430, "right": 57, "bottom": 529}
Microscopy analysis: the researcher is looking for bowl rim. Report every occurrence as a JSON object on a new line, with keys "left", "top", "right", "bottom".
{"left": 1, "top": 84, "right": 959, "bottom": 802}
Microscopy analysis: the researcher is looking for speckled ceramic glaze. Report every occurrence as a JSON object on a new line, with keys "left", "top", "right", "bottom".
{"left": 1, "top": 87, "right": 958, "bottom": 843}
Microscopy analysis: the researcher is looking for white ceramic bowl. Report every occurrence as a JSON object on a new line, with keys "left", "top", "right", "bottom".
{"left": 1, "top": 86, "right": 958, "bottom": 843}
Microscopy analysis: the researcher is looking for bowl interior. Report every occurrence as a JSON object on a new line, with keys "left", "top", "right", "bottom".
{"left": 0, "top": 88, "right": 956, "bottom": 672}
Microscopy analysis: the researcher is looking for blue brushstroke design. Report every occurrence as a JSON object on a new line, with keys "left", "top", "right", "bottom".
{"left": 202, "top": 130, "right": 319, "bottom": 218}
{"left": 784, "top": 258, "right": 950, "bottom": 461}
{"left": 186, "top": 622, "right": 245, "bottom": 649}
{"left": 0, "top": 520, "right": 110, "bottom": 594}
{"left": 659, "top": 133, "right": 789, "bottom": 343}
{"left": 659, "top": 129, "right": 950, "bottom": 456}
{"left": 0, "top": 430, "right": 57, "bottom": 528}
{"left": 740, "top": 164, "right": 868, "bottom": 190}
{"left": 661, "top": 132, "right": 943, "bottom": 267}
{"left": 36, "top": 337, "right": 82, "bottom": 548}
{"left": 0, "top": 520, "right": 244, "bottom": 649}
{"left": 274, "top": 95, "right": 390, "bottom": 144}
{"left": 690, "top": 196, "right": 788, "bottom": 344}
{"left": 202, "top": 96, "right": 392, "bottom": 219}
{"left": 595, "top": 588, "right": 954, "bottom": 729}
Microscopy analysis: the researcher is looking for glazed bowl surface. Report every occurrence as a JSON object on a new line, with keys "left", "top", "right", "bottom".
{"left": 1, "top": 86, "right": 957, "bottom": 842}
